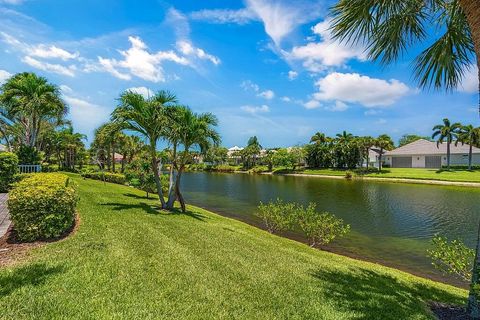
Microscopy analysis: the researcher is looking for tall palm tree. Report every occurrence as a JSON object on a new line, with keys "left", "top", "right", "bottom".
{"left": 246, "top": 136, "right": 262, "bottom": 168}
{"left": 357, "top": 136, "right": 375, "bottom": 170}
{"left": 335, "top": 131, "right": 354, "bottom": 144}
{"left": 310, "top": 132, "right": 330, "bottom": 144}
{"left": 432, "top": 118, "right": 461, "bottom": 169}
{"left": 112, "top": 90, "right": 178, "bottom": 209}
{"left": 330, "top": 1, "right": 480, "bottom": 111}
{"left": 165, "top": 106, "right": 220, "bottom": 212}
{"left": 372, "top": 134, "right": 394, "bottom": 171}
{"left": 0, "top": 72, "right": 66, "bottom": 148}
{"left": 456, "top": 124, "right": 480, "bottom": 170}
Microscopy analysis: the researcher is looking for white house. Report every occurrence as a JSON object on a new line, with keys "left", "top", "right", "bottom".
{"left": 383, "top": 139, "right": 480, "bottom": 168}
{"left": 0, "top": 144, "right": 7, "bottom": 152}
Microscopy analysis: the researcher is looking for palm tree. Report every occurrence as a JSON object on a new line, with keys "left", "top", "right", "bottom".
{"left": 165, "top": 106, "right": 220, "bottom": 212}
{"left": 246, "top": 136, "right": 262, "bottom": 168}
{"left": 372, "top": 134, "right": 394, "bottom": 171}
{"left": 112, "top": 90, "right": 178, "bottom": 209}
{"left": 330, "top": 1, "right": 480, "bottom": 111}
{"left": 357, "top": 136, "right": 375, "bottom": 170}
{"left": 335, "top": 131, "right": 354, "bottom": 144}
{"left": 456, "top": 124, "right": 480, "bottom": 170}
{"left": 0, "top": 72, "right": 67, "bottom": 148}
{"left": 310, "top": 132, "right": 330, "bottom": 144}
{"left": 432, "top": 118, "right": 461, "bottom": 169}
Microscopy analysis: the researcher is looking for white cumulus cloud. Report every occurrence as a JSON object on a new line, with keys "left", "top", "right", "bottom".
{"left": 29, "top": 45, "right": 79, "bottom": 61}
{"left": 97, "top": 36, "right": 189, "bottom": 82}
{"left": 0, "top": 69, "right": 12, "bottom": 84}
{"left": 257, "top": 89, "right": 275, "bottom": 100}
{"left": 22, "top": 56, "right": 76, "bottom": 77}
{"left": 127, "top": 86, "right": 154, "bottom": 98}
{"left": 241, "top": 104, "right": 270, "bottom": 114}
{"left": 303, "top": 99, "right": 321, "bottom": 109}
{"left": 64, "top": 96, "right": 111, "bottom": 137}
{"left": 189, "top": 8, "right": 257, "bottom": 24}
{"left": 313, "top": 72, "right": 410, "bottom": 108}
{"left": 289, "top": 19, "right": 366, "bottom": 72}
{"left": 288, "top": 70, "right": 298, "bottom": 80}
{"left": 459, "top": 64, "right": 478, "bottom": 93}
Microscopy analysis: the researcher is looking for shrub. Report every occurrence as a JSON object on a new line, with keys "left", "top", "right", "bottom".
{"left": 256, "top": 199, "right": 296, "bottom": 234}
{"left": 81, "top": 171, "right": 126, "bottom": 184}
{"left": 296, "top": 203, "right": 350, "bottom": 247}
{"left": 0, "top": 152, "right": 19, "bottom": 192}
{"left": 16, "top": 145, "right": 41, "bottom": 165}
{"left": 8, "top": 173, "right": 78, "bottom": 241}
{"left": 125, "top": 159, "right": 168, "bottom": 197}
{"left": 427, "top": 235, "right": 474, "bottom": 282}
{"left": 344, "top": 170, "right": 355, "bottom": 179}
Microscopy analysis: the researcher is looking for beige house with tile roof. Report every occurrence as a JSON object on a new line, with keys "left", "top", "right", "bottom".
{"left": 383, "top": 139, "right": 480, "bottom": 168}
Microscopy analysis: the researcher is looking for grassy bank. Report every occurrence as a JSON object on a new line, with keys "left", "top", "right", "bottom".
{"left": 0, "top": 174, "right": 467, "bottom": 319}
{"left": 300, "top": 168, "right": 480, "bottom": 183}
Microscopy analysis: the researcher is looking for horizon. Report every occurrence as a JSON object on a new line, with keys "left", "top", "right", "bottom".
{"left": 0, "top": 0, "right": 478, "bottom": 148}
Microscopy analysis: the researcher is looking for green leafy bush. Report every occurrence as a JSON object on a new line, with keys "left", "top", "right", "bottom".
{"left": 16, "top": 145, "right": 41, "bottom": 165}
{"left": 81, "top": 171, "right": 126, "bottom": 184}
{"left": 125, "top": 158, "right": 168, "bottom": 197}
{"left": 0, "top": 152, "right": 19, "bottom": 192}
{"left": 344, "top": 170, "right": 355, "bottom": 179}
{"left": 427, "top": 235, "right": 474, "bottom": 282}
{"left": 8, "top": 173, "right": 78, "bottom": 241}
{"left": 296, "top": 203, "right": 350, "bottom": 247}
{"left": 256, "top": 199, "right": 296, "bottom": 234}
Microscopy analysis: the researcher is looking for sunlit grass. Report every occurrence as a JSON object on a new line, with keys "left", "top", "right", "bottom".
{"left": 0, "top": 174, "right": 467, "bottom": 319}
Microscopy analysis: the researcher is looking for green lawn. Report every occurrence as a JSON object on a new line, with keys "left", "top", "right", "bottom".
{"left": 0, "top": 175, "right": 467, "bottom": 319}
{"left": 302, "top": 167, "right": 480, "bottom": 183}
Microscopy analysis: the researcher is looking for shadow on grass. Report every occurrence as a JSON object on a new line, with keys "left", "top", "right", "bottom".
{"left": 123, "top": 193, "right": 155, "bottom": 200}
{"left": 311, "top": 267, "right": 465, "bottom": 320}
{"left": 101, "top": 202, "right": 162, "bottom": 215}
{"left": 0, "top": 263, "right": 65, "bottom": 297}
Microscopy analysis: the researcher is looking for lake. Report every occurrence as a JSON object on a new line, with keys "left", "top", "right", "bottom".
{"left": 181, "top": 172, "right": 480, "bottom": 286}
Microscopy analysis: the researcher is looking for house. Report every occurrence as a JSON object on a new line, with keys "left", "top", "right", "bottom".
{"left": 0, "top": 144, "right": 6, "bottom": 152}
{"left": 227, "top": 146, "right": 243, "bottom": 157}
{"left": 383, "top": 139, "right": 480, "bottom": 168}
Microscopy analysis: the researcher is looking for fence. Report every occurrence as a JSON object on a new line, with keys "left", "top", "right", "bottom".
{"left": 18, "top": 164, "right": 42, "bottom": 174}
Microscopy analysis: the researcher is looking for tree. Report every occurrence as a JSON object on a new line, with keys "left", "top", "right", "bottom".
{"left": 112, "top": 90, "right": 178, "bottom": 209}
{"left": 372, "top": 134, "right": 394, "bottom": 171}
{"left": 330, "top": 1, "right": 479, "bottom": 110}
{"left": 432, "top": 118, "right": 461, "bottom": 169}
{"left": 0, "top": 72, "right": 67, "bottom": 149}
{"left": 456, "top": 125, "right": 480, "bottom": 170}
{"left": 310, "top": 132, "right": 330, "bottom": 144}
{"left": 398, "top": 134, "right": 431, "bottom": 147}
{"left": 357, "top": 136, "right": 375, "bottom": 170}
{"left": 164, "top": 106, "right": 220, "bottom": 212}
{"left": 203, "top": 146, "right": 228, "bottom": 165}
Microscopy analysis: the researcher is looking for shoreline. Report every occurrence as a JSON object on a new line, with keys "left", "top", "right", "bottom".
{"left": 274, "top": 172, "right": 480, "bottom": 187}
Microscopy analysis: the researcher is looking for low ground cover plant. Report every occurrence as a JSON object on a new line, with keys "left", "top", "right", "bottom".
{"left": 81, "top": 170, "right": 126, "bottom": 185}
{"left": 8, "top": 173, "right": 78, "bottom": 241}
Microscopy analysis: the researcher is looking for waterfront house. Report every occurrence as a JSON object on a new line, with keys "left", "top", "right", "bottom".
{"left": 383, "top": 139, "right": 480, "bottom": 168}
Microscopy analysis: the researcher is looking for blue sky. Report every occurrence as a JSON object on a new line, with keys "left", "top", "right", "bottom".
{"left": 0, "top": 0, "right": 478, "bottom": 147}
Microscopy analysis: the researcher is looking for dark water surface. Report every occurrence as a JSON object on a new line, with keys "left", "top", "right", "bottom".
{"left": 181, "top": 172, "right": 480, "bottom": 286}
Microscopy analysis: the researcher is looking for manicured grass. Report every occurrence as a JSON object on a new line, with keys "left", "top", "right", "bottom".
{"left": 0, "top": 175, "right": 467, "bottom": 319}
{"left": 303, "top": 168, "right": 480, "bottom": 183}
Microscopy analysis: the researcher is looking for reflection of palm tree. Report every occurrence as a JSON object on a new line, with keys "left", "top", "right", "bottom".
{"left": 432, "top": 118, "right": 461, "bottom": 170}
{"left": 455, "top": 124, "right": 480, "bottom": 170}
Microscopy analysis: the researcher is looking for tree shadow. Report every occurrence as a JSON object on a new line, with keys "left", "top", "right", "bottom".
{"left": 161, "top": 207, "right": 207, "bottom": 222}
{"left": 123, "top": 193, "right": 154, "bottom": 200}
{"left": 101, "top": 202, "right": 161, "bottom": 215}
{"left": 0, "top": 263, "right": 65, "bottom": 297}
{"left": 310, "top": 267, "right": 466, "bottom": 320}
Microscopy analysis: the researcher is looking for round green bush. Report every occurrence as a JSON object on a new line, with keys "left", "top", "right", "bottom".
{"left": 8, "top": 173, "right": 78, "bottom": 241}
{"left": 0, "top": 152, "right": 19, "bottom": 192}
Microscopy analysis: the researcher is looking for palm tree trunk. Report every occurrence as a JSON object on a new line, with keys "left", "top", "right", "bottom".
{"left": 111, "top": 146, "right": 116, "bottom": 172}
{"left": 470, "top": 143, "right": 473, "bottom": 170}
{"left": 468, "top": 220, "right": 480, "bottom": 319}
{"left": 150, "top": 146, "right": 166, "bottom": 209}
{"left": 447, "top": 142, "right": 451, "bottom": 169}
{"left": 458, "top": 0, "right": 480, "bottom": 116}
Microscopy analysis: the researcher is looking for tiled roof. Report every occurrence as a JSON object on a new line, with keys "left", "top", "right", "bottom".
{"left": 385, "top": 139, "right": 480, "bottom": 156}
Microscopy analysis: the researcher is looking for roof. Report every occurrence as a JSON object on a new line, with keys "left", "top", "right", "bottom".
{"left": 385, "top": 139, "right": 480, "bottom": 156}
{"left": 228, "top": 146, "right": 243, "bottom": 151}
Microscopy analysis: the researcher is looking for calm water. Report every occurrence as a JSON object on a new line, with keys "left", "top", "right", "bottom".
{"left": 181, "top": 172, "right": 480, "bottom": 286}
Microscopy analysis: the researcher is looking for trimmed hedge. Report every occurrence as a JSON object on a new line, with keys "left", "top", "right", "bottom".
{"left": 0, "top": 152, "right": 19, "bottom": 192}
{"left": 81, "top": 171, "right": 126, "bottom": 185}
{"left": 8, "top": 173, "right": 78, "bottom": 241}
